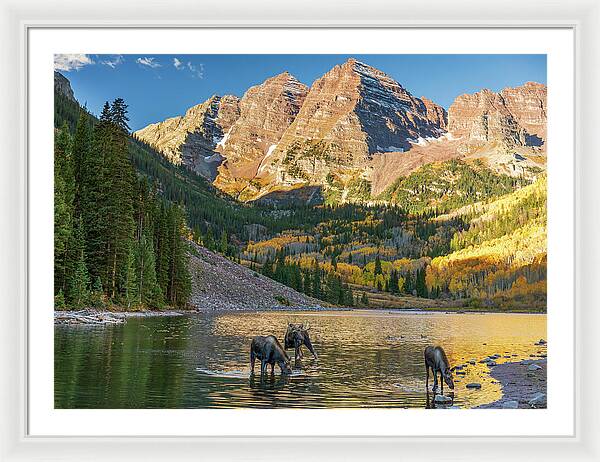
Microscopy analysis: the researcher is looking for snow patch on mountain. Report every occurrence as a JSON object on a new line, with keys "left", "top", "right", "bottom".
{"left": 216, "top": 127, "right": 233, "bottom": 148}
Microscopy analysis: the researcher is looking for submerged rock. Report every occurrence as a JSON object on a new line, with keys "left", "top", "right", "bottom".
{"left": 527, "top": 364, "right": 542, "bottom": 371}
{"left": 528, "top": 392, "right": 546, "bottom": 407}
{"left": 502, "top": 400, "right": 519, "bottom": 409}
{"left": 466, "top": 383, "right": 482, "bottom": 389}
{"left": 434, "top": 394, "right": 453, "bottom": 404}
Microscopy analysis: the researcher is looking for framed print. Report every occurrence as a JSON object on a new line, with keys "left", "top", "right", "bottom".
{"left": 1, "top": 0, "right": 599, "bottom": 460}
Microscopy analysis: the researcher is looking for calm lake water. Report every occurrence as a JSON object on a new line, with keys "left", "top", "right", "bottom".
{"left": 54, "top": 310, "right": 547, "bottom": 409}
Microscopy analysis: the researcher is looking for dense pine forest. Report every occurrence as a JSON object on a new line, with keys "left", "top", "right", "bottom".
{"left": 55, "top": 90, "right": 547, "bottom": 312}
{"left": 54, "top": 99, "right": 190, "bottom": 310}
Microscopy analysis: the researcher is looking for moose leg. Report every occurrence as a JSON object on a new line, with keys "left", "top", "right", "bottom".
{"left": 260, "top": 360, "right": 266, "bottom": 376}
{"left": 271, "top": 363, "right": 275, "bottom": 375}
{"left": 441, "top": 376, "right": 444, "bottom": 395}
{"left": 250, "top": 350, "right": 255, "bottom": 373}
{"left": 432, "top": 369, "right": 438, "bottom": 393}
{"left": 295, "top": 343, "right": 303, "bottom": 361}
{"left": 426, "top": 366, "right": 429, "bottom": 391}
{"left": 304, "top": 337, "right": 318, "bottom": 359}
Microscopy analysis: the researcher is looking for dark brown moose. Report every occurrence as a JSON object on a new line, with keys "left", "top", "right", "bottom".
{"left": 424, "top": 345, "right": 455, "bottom": 395}
{"left": 284, "top": 323, "right": 318, "bottom": 361}
{"left": 250, "top": 335, "right": 292, "bottom": 376}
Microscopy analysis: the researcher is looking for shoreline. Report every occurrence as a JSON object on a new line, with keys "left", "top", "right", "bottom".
{"left": 477, "top": 359, "right": 547, "bottom": 409}
{"left": 54, "top": 309, "right": 192, "bottom": 325}
{"left": 54, "top": 306, "right": 547, "bottom": 325}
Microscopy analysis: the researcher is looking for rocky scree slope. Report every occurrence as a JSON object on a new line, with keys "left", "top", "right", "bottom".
{"left": 188, "top": 240, "right": 322, "bottom": 311}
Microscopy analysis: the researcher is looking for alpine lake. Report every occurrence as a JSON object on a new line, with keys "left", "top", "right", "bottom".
{"left": 54, "top": 309, "right": 547, "bottom": 409}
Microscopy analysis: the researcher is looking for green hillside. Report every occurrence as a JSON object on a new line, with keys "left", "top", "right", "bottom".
{"left": 380, "top": 159, "right": 528, "bottom": 213}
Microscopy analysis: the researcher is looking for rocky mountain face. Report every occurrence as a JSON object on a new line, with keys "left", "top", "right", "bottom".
{"left": 442, "top": 82, "right": 547, "bottom": 178}
{"left": 54, "top": 71, "right": 75, "bottom": 102}
{"left": 500, "top": 82, "right": 547, "bottom": 142}
{"left": 213, "top": 73, "right": 308, "bottom": 197}
{"left": 134, "top": 59, "right": 546, "bottom": 204}
{"left": 134, "top": 95, "right": 240, "bottom": 180}
{"left": 253, "top": 59, "right": 448, "bottom": 198}
{"left": 421, "top": 96, "right": 448, "bottom": 131}
{"left": 447, "top": 82, "right": 547, "bottom": 150}
{"left": 373, "top": 82, "right": 547, "bottom": 194}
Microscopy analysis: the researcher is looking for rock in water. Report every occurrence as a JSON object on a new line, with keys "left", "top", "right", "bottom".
{"left": 502, "top": 400, "right": 519, "bottom": 409}
{"left": 527, "top": 364, "right": 542, "bottom": 371}
{"left": 466, "top": 383, "right": 482, "bottom": 389}
{"left": 434, "top": 394, "right": 453, "bottom": 404}
{"left": 528, "top": 393, "right": 546, "bottom": 407}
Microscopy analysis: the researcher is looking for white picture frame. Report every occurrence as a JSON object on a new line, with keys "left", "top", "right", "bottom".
{"left": 1, "top": 0, "right": 599, "bottom": 460}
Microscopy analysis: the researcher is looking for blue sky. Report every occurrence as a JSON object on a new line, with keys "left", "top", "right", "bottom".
{"left": 55, "top": 54, "right": 547, "bottom": 131}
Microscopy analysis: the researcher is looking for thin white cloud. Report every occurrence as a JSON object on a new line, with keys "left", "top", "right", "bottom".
{"left": 54, "top": 54, "right": 94, "bottom": 71}
{"left": 186, "top": 61, "right": 204, "bottom": 79}
{"left": 173, "top": 58, "right": 184, "bottom": 70}
{"left": 136, "top": 57, "right": 161, "bottom": 68}
{"left": 101, "top": 55, "right": 124, "bottom": 69}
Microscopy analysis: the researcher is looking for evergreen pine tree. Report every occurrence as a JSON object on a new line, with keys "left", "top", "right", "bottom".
{"left": 219, "top": 230, "right": 228, "bottom": 255}
{"left": 54, "top": 126, "right": 74, "bottom": 296}
{"left": 389, "top": 270, "right": 400, "bottom": 294}
{"left": 374, "top": 255, "right": 382, "bottom": 275}
{"left": 124, "top": 243, "right": 139, "bottom": 309}
{"left": 71, "top": 110, "right": 91, "bottom": 217}
{"left": 103, "top": 99, "right": 135, "bottom": 298}
{"left": 361, "top": 292, "right": 369, "bottom": 307}
{"left": 134, "top": 230, "right": 163, "bottom": 308}
{"left": 67, "top": 218, "right": 90, "bottom": 308}
{"left": 311, "top": 260, "right": 322, "bottom": 299}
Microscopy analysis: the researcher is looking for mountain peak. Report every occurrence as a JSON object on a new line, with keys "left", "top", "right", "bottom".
{"left": 264, "top": 71, "right": 301, "bottom": 84}
{"left": 448, "top": 82, "right": 547, "bottom": 149}
{"left": 54, "top": 71, "right": 76, "bottom": 102}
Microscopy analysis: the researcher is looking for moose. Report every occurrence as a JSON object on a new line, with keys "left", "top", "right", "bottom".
{"left": 284, "top": 323, "right": 318, "bottom": 361}
{"left": 250, "top": 335, "right": 292, "bottom": 376}
{"left": 424, "top": 345, "right": 455, "bottom": 395}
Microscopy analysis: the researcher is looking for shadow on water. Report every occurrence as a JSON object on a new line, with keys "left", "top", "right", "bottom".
{"left": 54, "top": 310, "right": 546, "bottom": 409}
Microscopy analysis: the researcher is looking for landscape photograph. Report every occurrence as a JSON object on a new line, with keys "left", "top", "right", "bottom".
{"left": 53, "top": 53, "right": 547, "bottom": 410}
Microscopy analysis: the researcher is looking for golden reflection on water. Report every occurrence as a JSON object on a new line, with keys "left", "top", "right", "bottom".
{"left": 54, "top": 310, "right": 547, "bottom": 409}
{"left": 205, "top": 310, "right": 546, "bottom": 408}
